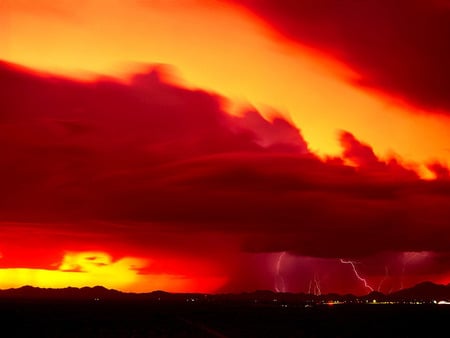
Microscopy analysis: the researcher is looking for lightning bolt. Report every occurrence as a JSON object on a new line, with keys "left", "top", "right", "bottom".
{"left": 340, "top": 259, "right": 374, "bottom": 292}
{"left": 307, "top": 272, "right": 321, "bottom": 295}
{"left": 313, "top": 273, "right": 321, "bottom": 296}
{"left": 377, "top": 265, "right": 389, "bottom": 292}
{"left": 400, "top": 252, "right": 419, "bottom": 291}
{"left": 274, "top": 251, "right": 287, "bottom": 293}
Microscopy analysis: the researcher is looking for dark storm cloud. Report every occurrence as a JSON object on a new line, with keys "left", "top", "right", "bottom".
{"left": 233, "top": 0, "right": 450, "bottom": 113}
{"left": 2, "top": 61, "right": 450, "bottom": 259}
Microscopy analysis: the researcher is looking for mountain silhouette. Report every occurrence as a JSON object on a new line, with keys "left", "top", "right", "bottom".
{"left": 389, "top": 281, "right": 450, "bottom": 301}
{"left": 1, "top": 282, "right": 450, "bottom": 303}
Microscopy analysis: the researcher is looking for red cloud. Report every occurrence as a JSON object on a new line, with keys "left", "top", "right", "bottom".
{"left": 2, "top": 60, "right": 450, "bottom": 265}
{"left": 232, "top": 0, "right": 450, "bottom": 113}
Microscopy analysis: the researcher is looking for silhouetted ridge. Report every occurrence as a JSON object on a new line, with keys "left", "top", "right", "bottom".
{"left": 390, "top": 281, "right": 450, "bottom": 301}
{"left": 1, "top": 282, "right": 449, "bottom": 303}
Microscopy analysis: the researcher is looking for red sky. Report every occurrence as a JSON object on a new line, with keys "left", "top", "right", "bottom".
{"left": 1, "top": 0, "right": 450, "bottom": 295}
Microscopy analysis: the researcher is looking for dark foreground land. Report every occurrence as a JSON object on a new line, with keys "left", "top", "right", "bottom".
{"left": 0, "top": 300, "right": 448, "bottom": 338}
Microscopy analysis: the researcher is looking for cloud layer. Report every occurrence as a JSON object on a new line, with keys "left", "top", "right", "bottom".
{"left": 234, "top": 0, "right": 450, "bottom": 113}
{"left": 1, "top": 61, "right": 450, "bottom": 265}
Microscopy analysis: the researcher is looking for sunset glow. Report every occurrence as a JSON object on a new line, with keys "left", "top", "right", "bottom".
{"left": 3, "top": 0, "right": 450, "bottom": 164}
{"left": 2, "top": 0, "right": 450, "bottom": 294}
{"left": 0, "top": 250, "right": 226, "bottom": 293}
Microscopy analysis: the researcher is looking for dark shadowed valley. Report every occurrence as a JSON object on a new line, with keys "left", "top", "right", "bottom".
{"left": 1, "top": 283, "right": 450, "bottom": 337}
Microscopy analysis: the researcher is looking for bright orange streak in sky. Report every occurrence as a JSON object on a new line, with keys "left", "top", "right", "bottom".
{"left": 2, "top": 0, "right": 450, "bottom": 291}
{"left": 2, "top": 0, "right": 450, "bottom": 168}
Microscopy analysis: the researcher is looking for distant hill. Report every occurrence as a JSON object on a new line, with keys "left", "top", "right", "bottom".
{"left": 389, "top": 281, "right": 450, "bottom": 302}
{"left": 1, "top": 282, "right": 449, "bottom": 303}
{"left": 0, "top": 285, "right": 123, "bottom": 300}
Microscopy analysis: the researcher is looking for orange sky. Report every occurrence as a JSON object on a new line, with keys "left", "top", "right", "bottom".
{"left": 2, "top": 0, "right": 450, "bottom": 294}
{"left": 2, "top": 0, "right": 449, "bottom": 169}
{"left": 0, "top": 250, "right": 226, "bottom": 292}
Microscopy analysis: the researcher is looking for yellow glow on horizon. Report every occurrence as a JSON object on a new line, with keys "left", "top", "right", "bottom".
{"left": 0, "top": 251, "right": 227, "bottom": 293}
